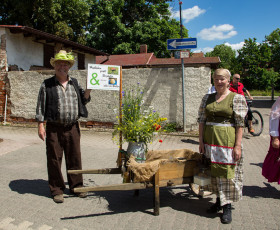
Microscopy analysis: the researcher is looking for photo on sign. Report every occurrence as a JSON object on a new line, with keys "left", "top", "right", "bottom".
{"left": 109, "top": 78, "right": 117, "bottom": 85}
{"left": 108, "top": 66, "right": 119, "bottom": 75}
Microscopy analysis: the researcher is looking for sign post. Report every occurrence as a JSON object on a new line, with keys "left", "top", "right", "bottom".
{"left": 166, "top": 2, "right": 197, "bottom": 133}
{"left": 87, "top": 64, "right": 123, "bottom": 167}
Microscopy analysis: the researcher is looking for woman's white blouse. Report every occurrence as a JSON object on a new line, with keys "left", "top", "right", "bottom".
{"left": 269, "top": 97, "right": 280, "bottom": 137}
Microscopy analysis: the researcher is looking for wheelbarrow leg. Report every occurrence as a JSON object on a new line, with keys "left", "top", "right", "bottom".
{"left": 153, "top": 171, "right": 160, "bottom": 216}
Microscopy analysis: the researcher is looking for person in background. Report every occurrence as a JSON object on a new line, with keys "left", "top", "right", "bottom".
{"left": 36, "top": 50, "right": 91, "bottom": 203}
{"left": 198, "top": 68, "right": 248, "bottom": 224}
{"left": 229, "top": 73, "right": 254, "bottom": 132}
{"left": 262, "top": 96, "right": 280, "bottom": 183}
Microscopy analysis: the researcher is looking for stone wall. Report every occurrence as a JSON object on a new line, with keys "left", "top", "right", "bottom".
{"left": 4, "top": 66, "right": 211, "bottom": 129}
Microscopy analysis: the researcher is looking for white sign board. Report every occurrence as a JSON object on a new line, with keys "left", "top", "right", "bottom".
{"left": 180, "top": 51, "right": 190, "bottom": 58}
{"left": 87, "top": 64, "right": 120, "bottom": 90}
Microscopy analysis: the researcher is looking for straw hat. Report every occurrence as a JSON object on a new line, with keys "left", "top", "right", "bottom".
{"left": 50, "top": 50, "right": 75, "bottom": 67}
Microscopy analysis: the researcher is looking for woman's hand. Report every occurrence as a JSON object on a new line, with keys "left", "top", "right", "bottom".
{"left": 233, "top": 145, "right": 242, "bottom": 161}
{"left": 272, "top": 136, "right": 280, "bottom": 149}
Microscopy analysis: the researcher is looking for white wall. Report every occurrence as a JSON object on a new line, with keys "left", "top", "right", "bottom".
{"left": 85, "top": 53, "right": 96, "bottom": 68}
{"left": 6, "top": 29, "right": 43, "bottom": 70}
{"left": 2, "top": 28, "right": 96, "bottom": 71}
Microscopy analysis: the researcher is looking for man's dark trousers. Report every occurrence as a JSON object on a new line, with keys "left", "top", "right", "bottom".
{"left": 46, "top": 122, "right": 83, "bottom": 196}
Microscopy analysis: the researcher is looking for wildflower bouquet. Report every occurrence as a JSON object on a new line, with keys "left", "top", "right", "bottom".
{"left": 112, "top": 85, "right": 167, "bottom": 149}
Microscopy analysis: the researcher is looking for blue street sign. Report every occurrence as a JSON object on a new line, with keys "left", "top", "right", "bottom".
{"left": 167, "top": 38, "right": 197, "bottom": 50}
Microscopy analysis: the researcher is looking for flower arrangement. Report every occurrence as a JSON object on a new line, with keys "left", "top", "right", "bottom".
{"left": 112, "top": 84, "right": 167, "bottom": 150}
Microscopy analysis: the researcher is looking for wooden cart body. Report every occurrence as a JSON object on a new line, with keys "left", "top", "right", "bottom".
{"left": 69, "top": 157, "right": 201, "bottom": 215}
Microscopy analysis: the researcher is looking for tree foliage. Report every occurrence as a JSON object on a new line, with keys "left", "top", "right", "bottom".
{"left": 0, "top": 0, "right": 187, "bottom": 57}
{"left": 208, "top": 29, "right": 280, "bottom": 91}
{"left": 85, "top": 0, "right": 187, "bottom": 57}
{"left": 0, "top": 0, "right": 92, "bottom": 44}
{"left": 265, "top": 28, "right": 280, "bottom": 73}
{"left": 205, "top": 44, "right": 236, "bottom": 72}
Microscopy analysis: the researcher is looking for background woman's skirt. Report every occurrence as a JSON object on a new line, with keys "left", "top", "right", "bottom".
{"left": 262, "top": 137, "right": 280, "bottom": 184}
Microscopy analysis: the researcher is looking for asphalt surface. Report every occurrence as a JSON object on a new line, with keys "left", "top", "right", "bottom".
{"left": 0, "top": 100, "right": 279, "bottom": 230}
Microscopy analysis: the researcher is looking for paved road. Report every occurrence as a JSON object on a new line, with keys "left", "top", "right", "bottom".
{"left": 0, "top": 102, "right": 279, "bottom": 230}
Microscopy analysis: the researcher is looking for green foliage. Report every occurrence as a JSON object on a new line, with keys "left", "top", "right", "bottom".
{"left": 0, "top": 0, "right": 188, "bottom": 56}
{"left": 265, "top": 28, "right": 280, "bottom": 73}
{"left": 86, "top": 0, "right": 188, "bottom": 57}
{"left": 162, "top": 122, "right": 179, "bottom": 133}
{"left": 249, "top": 90, "right": 280, "bottom": 96}
{"left": 0, "top": 0, "right": 91, "bottom": 45}
{"left": 236, "top": 38, "right": 274, "bottom": 90}
{"left": 205, "top": 44, "right": 236, "bottom": 72}
{"left": 112, "top": 85, "right": 167, "bottom": 146}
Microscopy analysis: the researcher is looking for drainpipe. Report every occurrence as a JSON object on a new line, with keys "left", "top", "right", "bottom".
{"left": 3, "top": 93, "right": 7, "bottom": 125}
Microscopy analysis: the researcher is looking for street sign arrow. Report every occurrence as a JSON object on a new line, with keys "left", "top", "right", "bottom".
{"left": 167, "top": 38, "right": 197, "bottom": 50}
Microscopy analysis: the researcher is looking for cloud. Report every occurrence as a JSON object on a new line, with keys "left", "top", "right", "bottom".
{"left": 193, "top": 47, "right": 214, "bottom": 53}
{"left": 172, "top": 6, "right": 206, "bottom": 23}
{"left": 224, "top": 42, "right": 245, "bottom": 51}
{"left": 197, "top": 24, "right": 237, "bottom": 41}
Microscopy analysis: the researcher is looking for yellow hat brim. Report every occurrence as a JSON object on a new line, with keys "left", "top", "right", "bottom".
{"left": 50, "top": 58, "right": 74, "bottom": 68}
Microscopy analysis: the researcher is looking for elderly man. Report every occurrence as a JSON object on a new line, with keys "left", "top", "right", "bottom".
{"left": 229, "top": 74, "right": 254, "bottom": 133}
{"left": 36, "top": 50, "right": 91, "bottom": 203}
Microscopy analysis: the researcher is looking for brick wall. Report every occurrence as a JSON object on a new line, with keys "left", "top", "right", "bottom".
{"left": 0, "top": 34, "right": 9, "bottom": 122}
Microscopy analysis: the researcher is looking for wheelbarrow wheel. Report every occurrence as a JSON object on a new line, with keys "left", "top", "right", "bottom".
{"left": 189, "top": 183, "right": 212, "bottom": 197}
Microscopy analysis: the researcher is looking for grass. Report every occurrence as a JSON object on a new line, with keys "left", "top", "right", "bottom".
{"left": 249, "top": 90, "right": 280, "bottom": 96}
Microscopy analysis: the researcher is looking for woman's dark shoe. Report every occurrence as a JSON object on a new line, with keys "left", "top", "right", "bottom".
{"left": 207, "top": 197, "right": 222, "bottom": 213}
{"left": 221, "top": 204, "right": 232, "bottom": 224}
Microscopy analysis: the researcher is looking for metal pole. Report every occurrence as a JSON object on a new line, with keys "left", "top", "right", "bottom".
{"left": 179, "top": 1, "right": 186, "bottom": 133}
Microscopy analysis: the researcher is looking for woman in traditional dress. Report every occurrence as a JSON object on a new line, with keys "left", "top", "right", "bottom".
{"left": 198, "top": 68, "right": 248, "bottom": 224}
{"left": 262, "top": 96, "right": 280, "bottom": 183}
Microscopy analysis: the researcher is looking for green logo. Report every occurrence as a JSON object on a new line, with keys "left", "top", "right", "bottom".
{"left": 90, "top": 73, "right": 100, "bottom": 85}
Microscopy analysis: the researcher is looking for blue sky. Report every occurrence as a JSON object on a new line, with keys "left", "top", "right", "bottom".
{"left": 170, "top": 0, "right": 280, "bottom": 54}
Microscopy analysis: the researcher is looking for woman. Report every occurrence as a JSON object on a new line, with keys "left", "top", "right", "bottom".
{"left": 262, "top": 96, "right": 280, "bottom": 183}
{"left": 198, "top": 68, "right": 248, "bottom": 224}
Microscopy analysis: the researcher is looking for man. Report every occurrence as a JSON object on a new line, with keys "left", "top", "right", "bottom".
{"left": 36, "top": 50, "right": 91, "bottom": 203}
{"left": 229, "top": 73, "right": 254, "bottom": 132}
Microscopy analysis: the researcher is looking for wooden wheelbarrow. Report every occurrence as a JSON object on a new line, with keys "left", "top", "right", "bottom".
{"left": 68, "top": 149, "right": 211, "bottom": 216}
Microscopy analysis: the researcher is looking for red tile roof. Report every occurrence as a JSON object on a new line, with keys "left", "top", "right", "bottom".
{"left": 96, "top": 52, "right": 220, "bottom": 68}
{"left": 96, "top": 53, "right": 154, "bottom": 66}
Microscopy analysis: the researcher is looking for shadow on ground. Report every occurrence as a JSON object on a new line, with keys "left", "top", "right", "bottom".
{"left": 181, "top": 139, "right": 199, "bottom": 145}
{"left": 9, "top": 179, "right": 51, "bottom": 198}
{"left": 61, "top": 186, "right": 218, "bottom": 220}
{"left": 243, "top": 182, "right": 280, "bottom": 199}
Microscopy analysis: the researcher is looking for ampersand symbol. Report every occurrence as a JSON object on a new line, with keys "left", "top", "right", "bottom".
{"left": 90, "top": 73, "right": 100, "bottom": 85}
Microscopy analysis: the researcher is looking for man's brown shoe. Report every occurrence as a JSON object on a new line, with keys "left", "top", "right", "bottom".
{"left": 76, "top": 192, "right": 87, "bottom": 198}
{"left": 53, "top": 194, "right": 64, "bottom": 203}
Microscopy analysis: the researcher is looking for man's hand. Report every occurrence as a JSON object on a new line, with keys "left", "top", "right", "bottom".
{"left": 84, "top": 89, "right": 92, "bottom": 100}
{"left": 38, "top": 122, "right": 46, "bottom": 141}
{"left": 272, "top": 137, "right": 280, "bottom": 149}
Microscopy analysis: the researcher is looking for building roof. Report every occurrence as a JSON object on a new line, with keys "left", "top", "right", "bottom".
{"left": 96, "top": 52, "right": 220, "bottom": 68}
{"left": 96, "top": 53, "right": 154, "bottom": 67}
{"left": 0, "top": 25, "right": 109, "bottom": 56}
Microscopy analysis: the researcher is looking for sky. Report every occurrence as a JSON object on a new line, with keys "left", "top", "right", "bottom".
{"left": 170, "top": 0, "right": 280, "bottom": 54}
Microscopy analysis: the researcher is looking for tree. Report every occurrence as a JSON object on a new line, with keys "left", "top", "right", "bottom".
{"left": 205, "top": 44, "right": 236, "bottom": 73}
{"left": 236, "top": 38, "right": 274, "bottom": 90}
{"left": 85, "top": 0, "right": 188, "bottom": 57}
{"left": 0, "top": 0, "right": 91, "bottom": 44}
{"left": 265, "top": 28, "right": 280, "bottom": 73}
